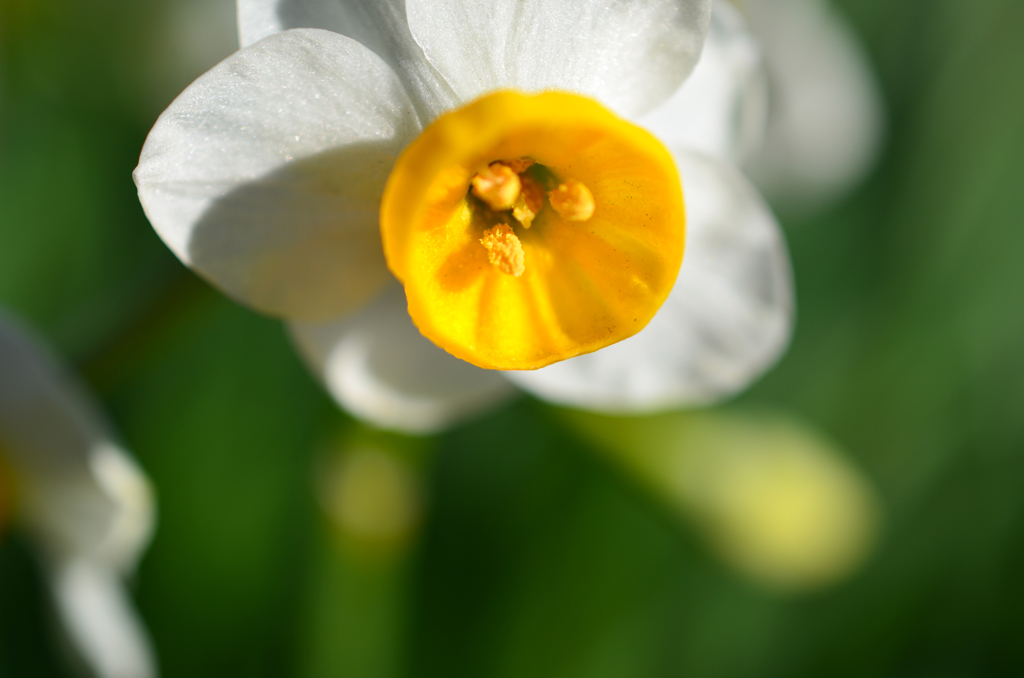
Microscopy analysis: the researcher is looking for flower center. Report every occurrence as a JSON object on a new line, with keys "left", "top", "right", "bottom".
{"left": 381, "top": 91, "right": 685, "bottom": 371}
{"left": 468, "top": 158, "right": 598, "bottom": 278}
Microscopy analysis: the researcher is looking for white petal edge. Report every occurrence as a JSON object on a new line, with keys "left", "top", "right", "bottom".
{"left": 135, "top": 29, "right": 422, "bottom": 322}
{"left": 639, "top": 0, "right": 769, "bottom": 165}
{"left": 405, "top": 0, "right": 711, "bottom": 118}
{"left": 0, "top": 311, "right": 155, "bottom": 571}
{"left": 742, "top": 0, "right": 886, "bottom": 212}
{"left": 50, "top": 560, "right": 157, "bottom": 678}
{"left": 505, "top": 148, "right": 793, "bottom": 411}
{"left": 237, "top": 0, "right": 458, "bottom": 120}
{"left": 289, "top": 285, "right": 518, "bottom": 434}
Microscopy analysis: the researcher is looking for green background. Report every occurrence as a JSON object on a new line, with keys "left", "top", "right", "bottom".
{"left": 2, "top": 0, "right": 1024, "bottom": 676}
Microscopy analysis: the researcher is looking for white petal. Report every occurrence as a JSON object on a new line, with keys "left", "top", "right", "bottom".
{"left": 506, "top": 149, "right": 793, "bottom": 410}
{"left": 135, "top": 29, "right": 422, "bottom": 322}
{"left": 50, "top": 560, "right": 157, "bottom": 678}
{"left": 0, "top": 311, "right": 155, "bottom": 571}
{"left": 639, "top": 0, "right": 768, "bottom": 165}
{"left": 742, "top": 0, "right": 885, "bottom": 212}
{"left": 237, "top": 0, "right": 458, "bottom": 120}
{"left": 405, "top": 0, "right": 711, "bottom": 118}
{"left": 289, "top": 285, "right": 517, "bottom": 434}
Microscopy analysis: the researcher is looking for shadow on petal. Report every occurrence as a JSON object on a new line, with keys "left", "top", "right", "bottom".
{"left": 186, "top": 140, "right": 403, "bottom": 323}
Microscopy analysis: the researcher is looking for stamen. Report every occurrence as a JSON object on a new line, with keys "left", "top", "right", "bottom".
{"left": 512, "top": 174, "right": 545, "bottom": 228}
{"left": 471, "top": 163, "right": 521, "bottom": 211}
{"left": 480, "top": 224, "right": 525, "bottom": 277}
{"left": 548, "top": 178, "right": 595, "bottom": 221}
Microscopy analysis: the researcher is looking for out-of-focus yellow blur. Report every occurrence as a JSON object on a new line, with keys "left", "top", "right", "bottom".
{"left": 566, "top": 409, "right": 881, "bottom": 591}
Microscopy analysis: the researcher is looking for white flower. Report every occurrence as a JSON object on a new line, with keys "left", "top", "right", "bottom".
{"left": 0, "top": 310, "right": 157, "bottom": 678}
{"left": 135, "top": 0, "right": 793, "bottom": 433}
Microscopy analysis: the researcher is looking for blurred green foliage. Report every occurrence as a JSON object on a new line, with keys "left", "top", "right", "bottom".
{"left": 2, "top": 0, "right": 1024, "bottom": 676}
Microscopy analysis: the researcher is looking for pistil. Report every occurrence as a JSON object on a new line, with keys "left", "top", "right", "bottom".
{"left": 512, "top": 174, "right": 545, "bottom": 229}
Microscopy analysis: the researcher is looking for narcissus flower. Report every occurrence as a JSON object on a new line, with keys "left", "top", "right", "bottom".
{"left": 0, "top": 310, "right": 157, "bottom": 678}
{"left": 135, "top": 0, "right": 793, "bottom": 432}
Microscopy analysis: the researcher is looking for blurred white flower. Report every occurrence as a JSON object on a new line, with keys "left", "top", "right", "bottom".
{"left": 742, "top": 0, "right": 885, "bottom": 214}
{"left": 0, "top": 310, "right": 157, "bottom": 678}
{"left": 639, "top": 0, "right": 769, "bottom": 167}
{"left": 647, "top": 0, "right": 885, "bottom": 214}
{"left": 135, "top": 0, "right": 794, "bottom": 434}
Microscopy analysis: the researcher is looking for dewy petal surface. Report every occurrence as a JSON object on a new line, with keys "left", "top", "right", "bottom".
{"left": 639, "top": 0, "right": 768, "bottom": 165}
{"left": 238, "top": 0, "right": 458, "bottom": 120}
{"left": 405, "top": 0, "right": 711, "bottom": 118}
{"left": 506, "top": 149, "right": 793, "bottom": 410}
{"left": 741, "top": 0, "right": 885, "bottom": 212}
{"left": 135, "top": 29, "right": 422, "bottom": 322}
{"left": 0, "top": 311, "right": 155, "bottom": 570}
{"left": 289, "top": 285, "right": 517, "bottom": 434}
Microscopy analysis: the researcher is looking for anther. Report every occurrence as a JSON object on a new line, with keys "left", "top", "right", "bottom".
{"left": 480, "top": 224, "right": 525, "bottom": 276}
{"left": 471, "top": 163, "right": 521, "bottom": 211}
{"left": 548, "top": 178, "right": 595, "bottom": 221}
{"left": 512, "top": 174, "right": 545, "bottom": 228}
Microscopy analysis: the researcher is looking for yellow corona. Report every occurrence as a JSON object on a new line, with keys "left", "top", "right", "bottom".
{"left": 381, "top": 91, "right": 686, "bottom": 370}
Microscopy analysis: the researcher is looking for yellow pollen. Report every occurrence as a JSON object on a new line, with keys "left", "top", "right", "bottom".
{"left": 512, "top": 173, "right": 545, "bottom": 228}
{"left": 480, "top": 224, "right": 525, "bottom": 277}
{"left": 548, "top": 178, "right": 596, "bottom": 221}
{"left": 471, "top": 162, "right": 521, "bottom": 211}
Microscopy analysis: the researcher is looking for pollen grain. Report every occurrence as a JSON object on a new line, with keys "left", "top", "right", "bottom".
{"left": 480, "top": 224, "right": 525, "bottom": 277}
